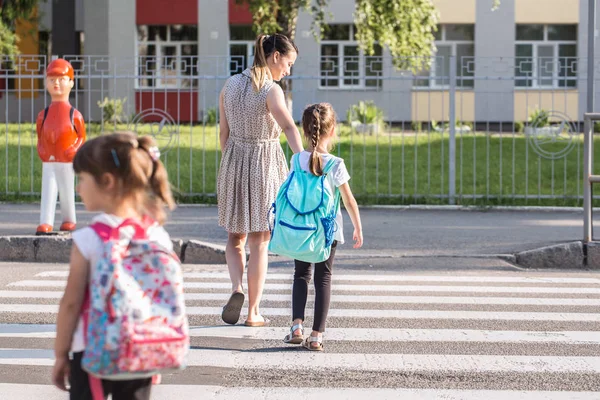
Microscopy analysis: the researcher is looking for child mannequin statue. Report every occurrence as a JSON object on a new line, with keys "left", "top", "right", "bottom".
{"left": 36, "top": 58, "right": 86, "bottom": 235}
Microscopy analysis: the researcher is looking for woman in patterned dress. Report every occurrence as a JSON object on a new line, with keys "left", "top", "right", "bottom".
{"left": 217, "top": 34, "right": 303, "bottom": 326}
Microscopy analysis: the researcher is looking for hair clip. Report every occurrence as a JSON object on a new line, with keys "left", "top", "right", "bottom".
{"left": 148, "top": 146, "right": 161, "bottom": 161}
{"left": 111, "top": 149, "right": 121, "bottom": 167}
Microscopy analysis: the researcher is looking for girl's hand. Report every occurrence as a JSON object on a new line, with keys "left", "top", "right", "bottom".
{"left": 52, "top": 355, "right": 70, "bottom": 391}
{"left": 353, "top": 228, "right": 363, "bottom": 249}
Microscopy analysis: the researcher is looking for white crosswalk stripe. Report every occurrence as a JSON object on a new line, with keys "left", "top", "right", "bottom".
{"left": 2, "top": 384, "right": 599, "bottom": 400}
{"left": 0, "top": 267, "right": 600, "bottom": 398}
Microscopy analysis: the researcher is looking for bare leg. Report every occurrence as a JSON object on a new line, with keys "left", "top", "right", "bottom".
{"left": 226, "top": 232, "right": 247, "bottom": 293}
{"left": 246, "top": 231, "right": 270, "bottom": 322}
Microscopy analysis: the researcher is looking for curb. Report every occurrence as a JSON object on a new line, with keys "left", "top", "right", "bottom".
{"left": 4, "top": 202, "right": 600, "bottom": 214}
{"left": 362, "top": 205, "right": 600, "bottom": 213}
{"left": 514, "top": 241, "right": 600, "bottom": 270}
{"left": 0, "top": 236, "right": 226, "bottom": 264}
{"left": 1, "top": 235, "right": 598, "bottom": 269}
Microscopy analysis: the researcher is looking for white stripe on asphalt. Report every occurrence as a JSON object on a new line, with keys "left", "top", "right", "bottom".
{"left": 9, "top": 280, "right": 600, "bottom": 294}
{"left": 0, "top": 304, "right": 598, "bottom": 321}
{"left": 34, "top": 271, "right": 600, "bottom": 284}
{"left": 2, "top": 324, "right": 598, "bottom": 344}
{"left": 1, "top": 384, "right": 599, "bottom": 400}
{"left": 187, "top": 326, "right": 600, "bottom": 344}
{"left": 1, "top": 290, "right": 599, "bottom": 306}
{"left": 2, "top": 348, "right": 600, "bottom": 373}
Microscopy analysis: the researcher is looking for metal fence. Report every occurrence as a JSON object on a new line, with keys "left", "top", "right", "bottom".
{"left": 0, "top": 54, "right": 597, "bottom": 205}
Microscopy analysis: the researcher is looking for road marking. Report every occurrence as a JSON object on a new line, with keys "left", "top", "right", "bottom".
{"left": 1, "top": 384, "right": 599, "bottom": 400}
{"left": 2, "top": 348, "right": 600, "bottom": 373}
{"left": 1, "top": 290, "right": 599, "bottom": 306}
{"left": 34, "top": 271, "right": 600, "bottom": 284}
{"left": 1, "top": 324, "right": 598, "bottom": 344}
{"left": 9, "top": 280, "right": 600, "bottom": 294}
{"left": 187, "top": 326, "right": 600, "bottom": 343}
{"left": 0, "top": 304, "right": 598, "bottom": 321}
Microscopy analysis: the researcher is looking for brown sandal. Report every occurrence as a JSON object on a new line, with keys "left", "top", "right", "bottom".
{"left": 302, "top": 335, "right": 323, "bottom": 352}
{"left": 283, "top": 323, "right": 304, "bottom": 344}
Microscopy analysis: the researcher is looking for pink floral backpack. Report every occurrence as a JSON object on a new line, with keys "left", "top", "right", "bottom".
{"left": 80, "top": 217, "right": 189, "bottom": 396}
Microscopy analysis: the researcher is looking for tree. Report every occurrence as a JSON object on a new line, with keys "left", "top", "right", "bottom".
{"left": 0, "top": 0, "right": 40, "bottom": 59}
{"left": 236, "top": 0, "right": 501, "bottom": 72}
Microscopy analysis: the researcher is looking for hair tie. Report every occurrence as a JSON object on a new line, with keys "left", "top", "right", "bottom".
{"left": 147, "top": 146, "right": 161, "bottom": 161}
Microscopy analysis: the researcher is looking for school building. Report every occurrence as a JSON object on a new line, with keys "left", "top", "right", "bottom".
{"left": 1, "top": 0, "right": 597, "bottom": 124}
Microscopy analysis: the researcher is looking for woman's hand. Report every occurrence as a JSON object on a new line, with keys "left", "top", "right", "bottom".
{"left": 52, "top": 355, "right": 70, "bottom": 391}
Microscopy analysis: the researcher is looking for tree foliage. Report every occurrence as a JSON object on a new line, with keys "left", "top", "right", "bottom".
{"left": 354, "top": 0, "right": 438, "bottom": 71}
{"left": 235, "top": 0, "right": 328, "bottom": 41}
{"left": 0, "top": 0, "right": 41, "bottom": 58}
{"left": 237, "top": 0, "right": 439, "bottom": 72}
{"left": 236, "top": 0, "right": 502, "bottom": 72}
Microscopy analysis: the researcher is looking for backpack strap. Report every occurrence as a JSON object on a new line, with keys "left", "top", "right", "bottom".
{"left": 292, "top": 153, "right": 301, "bottom": 173}
{"left": 40, "top": 105, "right": 78, "bottom": 132}
{"left": 90, "top": 222, "right": 113, "bottom": 242}
{"left": 322, "top": 157, "right": 337, "bottom": 175}
{"left": 40, "top": 106, "right": 50, "bottom": 129}
{"left": 90, "top": 217, "right": 154, "bottom": 242}
{"left": 70, "top": 106, "right": 78, "bottom": 133}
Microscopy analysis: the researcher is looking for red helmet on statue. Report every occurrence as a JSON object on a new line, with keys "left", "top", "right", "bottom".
{"left": 46, "top": 59, "right": 75, "bottom": 80}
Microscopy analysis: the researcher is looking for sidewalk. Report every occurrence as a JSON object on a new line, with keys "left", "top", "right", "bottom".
{"left": 0, "top": 203, "right": 596, "bottom": 258}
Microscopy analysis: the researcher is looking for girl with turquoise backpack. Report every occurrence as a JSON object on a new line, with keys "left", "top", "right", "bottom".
{"left": 272, "top": 102, "right": 363, "bottom": 351}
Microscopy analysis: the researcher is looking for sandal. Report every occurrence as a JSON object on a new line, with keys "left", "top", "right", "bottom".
{"left": 221, "top": 291, "right": 245, "bottom": 325}
{"left": 302, "top": 335, "right": 324, "bottom": 352}
{"left": 283, "top": 323, "right": 304, "bottom": 344}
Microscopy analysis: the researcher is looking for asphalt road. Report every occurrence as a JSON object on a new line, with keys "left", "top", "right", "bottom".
{"left": 0, "top": 261, "right": 599, "bottom": 398}
{"left": 1, "top": 203, "right": 598, "bottom": 258}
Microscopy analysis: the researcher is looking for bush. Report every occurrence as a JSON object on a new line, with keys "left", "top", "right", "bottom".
{"left": 346, "top": 101, "right": 384, "bottom": 125}
{"left": 514, "top": 121, "right": 524, "bottom": 133}
{"left": 411, "top": 121, "right": 423, "bottom": 132}
{"left": 528, "top": 108, "right": 550, "bottom": 128}
{"left": 97, "top": 97, "right": 126, "bottom": 124}
{"left": 203, "top": 107, "right": 218, "bottom": 125}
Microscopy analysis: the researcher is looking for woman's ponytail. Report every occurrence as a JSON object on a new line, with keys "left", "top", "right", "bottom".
{"left": 251, "top": 34, "right": 271, "bottom": 92}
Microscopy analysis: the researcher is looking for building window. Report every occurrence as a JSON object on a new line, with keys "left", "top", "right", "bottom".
{"left": 413, "top": 24, "right": 475, "bottom": 89}
{"left": 320, "top": 24, "right": 382, "bottom": 89}
{"left": 229, "top": 25, "right": 255, "bottom": 75}
{"left": 515, "top": 24, "right": 577, "bottom": 88}
{"left": 136, "top": 25, "right": 198, "bottom": 89}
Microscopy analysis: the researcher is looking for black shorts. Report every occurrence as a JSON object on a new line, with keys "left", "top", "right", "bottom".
{"left": 69, "top": 352, "right": 152, "bottom": 400}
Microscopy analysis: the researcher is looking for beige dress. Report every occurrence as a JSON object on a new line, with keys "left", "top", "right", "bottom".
{"left": 217, "top": 69, "right": 288, "bottom": 234}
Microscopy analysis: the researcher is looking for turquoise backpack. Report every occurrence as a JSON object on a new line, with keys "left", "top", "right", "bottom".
{"left": 268, "top": 153, "right": 340, "bottom": 263}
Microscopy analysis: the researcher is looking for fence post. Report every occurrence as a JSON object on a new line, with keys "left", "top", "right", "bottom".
{"left": 584, "top": 114, "right": 594, "bottom": 242}
{"left": 448, "top": 55, "right": 457, "bottom": 205}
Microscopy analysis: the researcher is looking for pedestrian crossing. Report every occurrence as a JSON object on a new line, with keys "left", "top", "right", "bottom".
{"left": 0, "top": 266, "right": 600, "bottom": 399}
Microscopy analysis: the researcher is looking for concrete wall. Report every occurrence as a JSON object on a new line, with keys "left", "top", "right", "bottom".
{"left": 516, "top": 0, "right": 579, "bottom": 24}
{"left": 81, "top": 0, "right": 136, "bottom": 122}
{"left": 433, "top": 0, "right": 476, "bottom": 23}
{"left": 474, "top": 0, "right": 515, "bottom": 122}
{"left": 577, "top": 0, "right": 600, "bottom": 119}
{"left": 197, "top": 0, "right": 229, "bottom": 118}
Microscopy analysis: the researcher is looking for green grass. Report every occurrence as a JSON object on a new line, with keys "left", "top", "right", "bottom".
{"left": 0, "top": 123, "right": 594, "bottom": 206}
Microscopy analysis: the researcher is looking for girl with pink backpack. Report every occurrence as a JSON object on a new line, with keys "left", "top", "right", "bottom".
{"left": 52, "top": 132, "right": 189, "bottom": 400}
